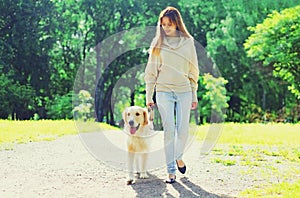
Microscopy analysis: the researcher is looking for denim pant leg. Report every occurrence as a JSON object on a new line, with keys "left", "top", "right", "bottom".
{"left": 156, "top": 92, "right": 177, "bottom": 174}
{"left": 175, "top": 92, "right": 192, "bottom": 160}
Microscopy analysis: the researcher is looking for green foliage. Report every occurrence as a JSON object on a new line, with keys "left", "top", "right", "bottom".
{"left": 245, "top": 5, "right": 300, "bottom": 99}
{"left": 112, "top": 69, "right": 147, "bottom": 123}
{"left": 0, "top": 0, "right": 55, "bottom": 119}
{"left": 203, "top": 73, "right": 229, "bottom": 121}
{"left": 201, "top": 0, "right": 299, "bottom": 122}
{"left": 46, "top": 92, "right": 73, "bottom": 119}
{"left": 49, "top": 0, "right": 91, "bottom": 96}
{"left": 73, "top": 90, "right": 93, "bottom": 121}
{"left": 1, "top": 0, "right": 299, "bottom": 123}
{"left": 0, "top": 74, "right": 36, "bottom": 119}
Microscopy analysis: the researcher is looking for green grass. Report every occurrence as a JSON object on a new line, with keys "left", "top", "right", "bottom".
{"left": 0, "top": 120, "right": 118, "bottom": 150}
{"left": 195, "top": 122, "right": 300, "bottom": 146}
{"left": 212, "top": 157, "right": 236, "bottom": 166}
{"left": 2, "top": 121, "right": 297, "bottom": 147}
{"left": 240, "top": 180, "right": 300, "bottom": 198}
{"left": 212, "top": 145, "right": 300, "bottom": 164}
{"left": 194, "top": 122, "right": 300, "bottom": 197}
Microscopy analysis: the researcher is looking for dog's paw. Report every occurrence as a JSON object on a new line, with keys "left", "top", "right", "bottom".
{"left": 139, "top": 172, "right": 149, "bottom": 179}
{"left": 127, "top": 179, "right": 135, "bottom": 185}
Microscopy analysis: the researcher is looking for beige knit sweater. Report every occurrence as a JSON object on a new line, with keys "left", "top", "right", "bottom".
{"left": 144, "top": 35, "right": 199, "bottom": 104}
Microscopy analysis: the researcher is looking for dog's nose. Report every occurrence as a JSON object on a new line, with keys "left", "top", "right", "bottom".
{"left": 129, "top": 120, "right": 134, "bottom": 126}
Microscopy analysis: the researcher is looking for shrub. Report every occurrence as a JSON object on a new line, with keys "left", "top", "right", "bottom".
{"left": 72, "top": 90, "right": 94, "bottom": 121}
{"left": 202, "top": 73, "right": 229, "bottom": 122}
{"left": 46, "top": 92, "right": 73, "bottom": 119}
{"left": 0, "top": 74, "right": 36, "bottom": 119}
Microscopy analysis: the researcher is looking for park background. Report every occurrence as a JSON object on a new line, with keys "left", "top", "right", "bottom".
{"left": 0, "top": 0, "right": 299, "bottom": 197}
{"left": 0, "top": 0, "right": 299, "bottom": 123}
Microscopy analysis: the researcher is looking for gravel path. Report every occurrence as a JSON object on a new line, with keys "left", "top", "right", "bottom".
{"left": 0, "top": 130, "right": 298, "bottom": 198}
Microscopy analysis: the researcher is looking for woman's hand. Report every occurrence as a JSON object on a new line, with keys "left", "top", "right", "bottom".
{"left": 147, "top": 102, "right": 155, "bottom": 108}
{"left": 191, "top": 102, "right": 197, "bottom": 110}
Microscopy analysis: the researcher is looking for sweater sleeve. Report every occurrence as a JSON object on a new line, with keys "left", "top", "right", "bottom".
{"left": 144, "top": 52, "right": 160, "bottom": 104}
{"left": 189, "top": 39, "right": 200, "bottom": 102}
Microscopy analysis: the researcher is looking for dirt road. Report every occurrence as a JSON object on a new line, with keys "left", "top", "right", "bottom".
{"left": 1, "top": 130, "right": 290, "bottom": 197}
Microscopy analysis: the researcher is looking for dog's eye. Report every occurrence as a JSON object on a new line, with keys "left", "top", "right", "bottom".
{"left": 136, "top": 113, "right": 140, "bottom": 116}
{"left": 127, "top": 113, "right": 130, "bottom": 116}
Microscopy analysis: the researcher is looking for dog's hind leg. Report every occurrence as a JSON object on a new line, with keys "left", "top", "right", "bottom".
{"left": 127, "top": 152, "right": 135, "bottom": 185}
{"left": 139, "top": 153, "right": 149, "bottom": 179}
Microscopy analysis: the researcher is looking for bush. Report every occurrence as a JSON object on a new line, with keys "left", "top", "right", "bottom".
{"left": 46, "top": 92, "right": 73, "bottom": 119}
{"left": 0, "top": 74, "right": 36, "bottom": 119}
{"left": 72, "top": 90, "right": 94, "bottom": 121}
{"left": 202, "top": 73, "right": 229, "bottom": 122}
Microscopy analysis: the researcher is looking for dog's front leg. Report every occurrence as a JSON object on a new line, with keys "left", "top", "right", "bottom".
{"left": 139, "top": 152, "right": 149, "bottom": 179}
{"left": 127, "top": 152, "right": 135, "bottom": 185}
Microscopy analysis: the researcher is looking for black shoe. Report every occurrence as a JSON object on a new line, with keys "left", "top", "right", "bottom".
{"left": 176, "top": 160, "right": 186, "bottom": 174}
{"left": 165, "top": 175, "right": 176, "bottom": 184}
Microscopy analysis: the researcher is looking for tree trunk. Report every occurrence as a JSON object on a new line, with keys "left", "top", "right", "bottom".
{"left": 130, "top": 89, "right": 135, "bottom": 106}
{"left": 96, "top": 43, "right": 101, "bottom": 84}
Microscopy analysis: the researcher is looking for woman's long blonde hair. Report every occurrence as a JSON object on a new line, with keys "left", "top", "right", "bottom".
{"left": 150, "top": 6, "right": 192, "bottom": 56}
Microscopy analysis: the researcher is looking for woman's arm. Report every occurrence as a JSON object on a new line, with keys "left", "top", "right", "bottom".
{"left": 189, "top": 39, "right": 200, "bottom": 103}
{"left": 144, "top": 52, "right": 160, "bottom": 106}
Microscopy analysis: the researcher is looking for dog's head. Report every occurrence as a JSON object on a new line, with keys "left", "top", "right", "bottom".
{"left": 122, "top": 106, "right": 148, "bottom": 135}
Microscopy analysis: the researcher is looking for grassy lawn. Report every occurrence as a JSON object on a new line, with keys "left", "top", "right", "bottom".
{"left": 0, "top": 120, "right": 299, "bottom": 196}
{"left": 240, "top": 180, "right": 300, "bottom": 197}
{"left": 0, "top": 120, "right": 117, "bottom": 149}
{"left": 194, "top": 122, "right": 300, "bottom": 197}
{"left": 195, "top": 122, "right": 300, "bottom": 146}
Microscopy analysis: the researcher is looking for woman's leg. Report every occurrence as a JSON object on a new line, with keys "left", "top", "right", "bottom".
{"left": 156, "top": 92, "right": 176, "bottom": 175}
{"left": 175, "top": 92, "right": 192, "bottom": 160}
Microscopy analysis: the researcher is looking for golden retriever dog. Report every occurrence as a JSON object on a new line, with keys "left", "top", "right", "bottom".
{"left": 122, "top": 106, "right": 154, "bottom": 185}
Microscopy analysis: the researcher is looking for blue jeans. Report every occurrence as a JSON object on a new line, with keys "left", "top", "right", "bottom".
{"left": 156, "top": 91, "right": 192, "bottom": 175}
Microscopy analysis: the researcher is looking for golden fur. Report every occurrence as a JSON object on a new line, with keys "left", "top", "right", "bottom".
{"left": 122, "top": 106, "right": 154, "bottom": 185}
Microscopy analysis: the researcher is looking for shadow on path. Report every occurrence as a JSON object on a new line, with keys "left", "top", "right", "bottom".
{"left": 130, "top": 173, "right": 171, "bottom": 197}
{"left": 175, "top": 177, "right": 232, "bottom": 198}
{"left": 130, "top": 174, "right": 231, "bottom": 198}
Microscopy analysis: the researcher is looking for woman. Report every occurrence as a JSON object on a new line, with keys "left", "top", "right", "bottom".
{"left": 144, "top": 6, "right": 199, "bottom": 183}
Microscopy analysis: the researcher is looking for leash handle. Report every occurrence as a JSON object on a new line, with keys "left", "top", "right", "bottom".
{"left": 147, "top": 105, "right": 155, "bottom": 122}
{"left": 147, "top": 104, "right": 155, "bottom": 111}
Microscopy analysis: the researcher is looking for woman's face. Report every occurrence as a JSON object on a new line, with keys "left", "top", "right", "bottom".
{"left": 161, "top": 16, "right": 177, "bottom": 37}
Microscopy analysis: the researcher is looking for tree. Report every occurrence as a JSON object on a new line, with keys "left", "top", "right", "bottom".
{"left": 0, "top": 0, "right": 55, "bottom": 119}
{"left": 191, "top": 0, "right": 299, "bottom": 122}
{"left": 1, "top": 0, "right": 299, "bottom": 122}
{"left": 244, "top": 5, "right": 300, "bottom": 99}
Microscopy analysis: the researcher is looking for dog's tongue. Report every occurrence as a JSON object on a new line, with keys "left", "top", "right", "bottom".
{"left": 130, "top": 127, "right": 137, "bottom": 135}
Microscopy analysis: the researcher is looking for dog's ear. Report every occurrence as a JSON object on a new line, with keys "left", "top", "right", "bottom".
{"left": 143, "top": 109, "right": 148, "bottom": 126}
{"left": 122, "top": 108, "right": 128, "bottom": 123}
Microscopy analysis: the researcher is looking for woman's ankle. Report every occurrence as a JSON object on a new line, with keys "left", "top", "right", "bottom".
{"left": 168, "top": 174, "right": 176, "bottom": 179}
{"left": 176, "top": 159, "right": 185, "bottom": 167}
